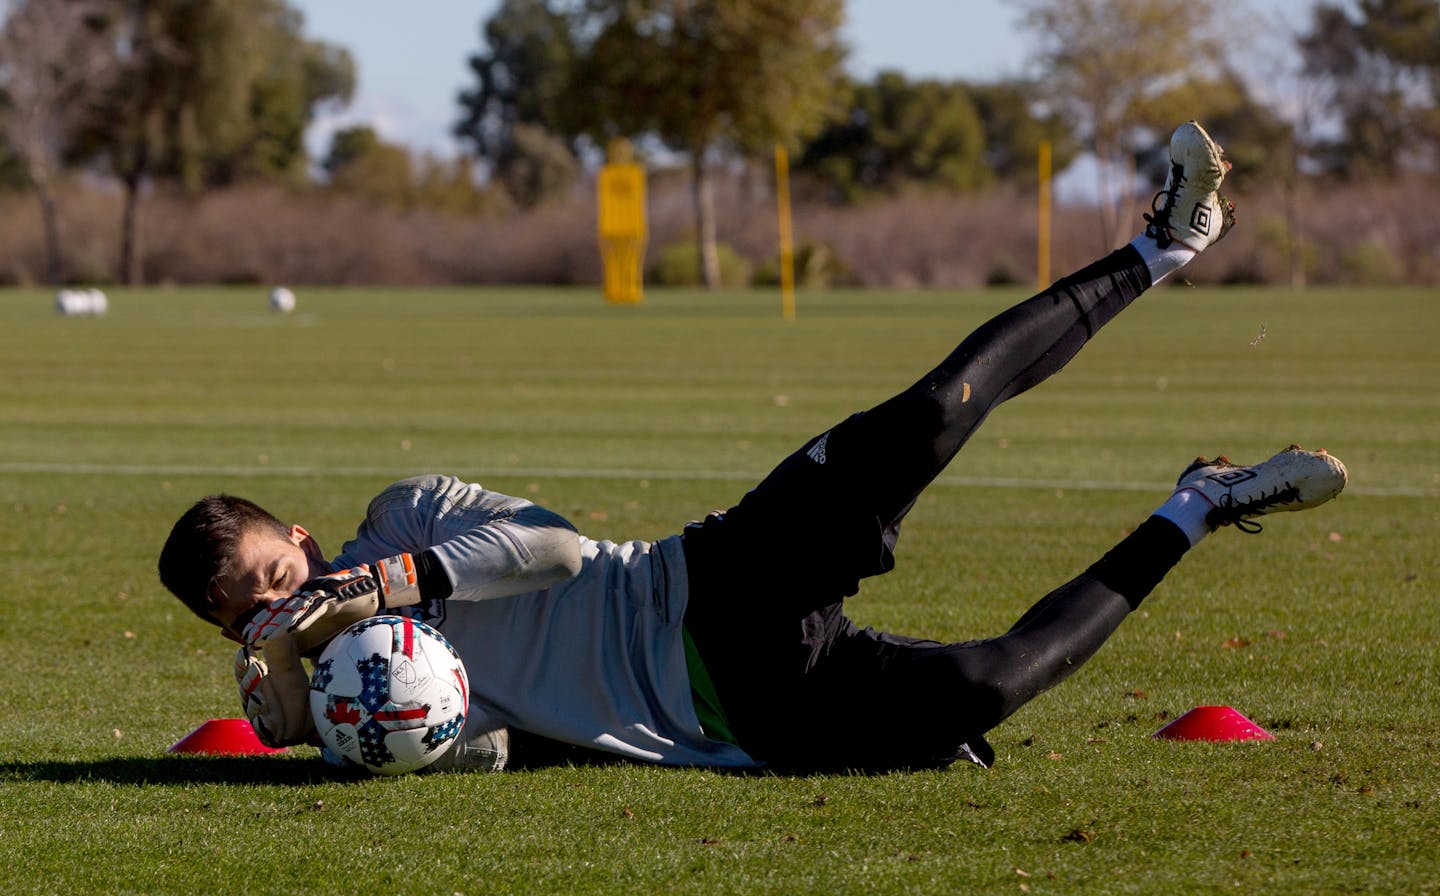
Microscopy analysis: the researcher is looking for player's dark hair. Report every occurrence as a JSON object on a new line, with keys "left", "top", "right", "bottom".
{"left": 158, "top": 495, "right": 289, "bottom": 624}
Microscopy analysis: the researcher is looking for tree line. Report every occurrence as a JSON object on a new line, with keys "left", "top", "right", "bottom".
{"left": 1, "top": 0, "right": 1436, "bottom": 288}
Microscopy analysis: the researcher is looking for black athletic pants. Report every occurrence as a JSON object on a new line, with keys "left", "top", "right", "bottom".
{"left": 681, "top": 244, "right": 1192, "bottom": 771}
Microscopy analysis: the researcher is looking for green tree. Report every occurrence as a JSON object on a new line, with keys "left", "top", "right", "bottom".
{"left": 220, "top": 29, "right": 355, "bottom": 185}
{"left": 455, "top": 0, "right": 578, "bottom": 157}
{"left": 77, "top": 0, "right": 353, "bottom": 284}
{"left": 323, "top": 125, "right": 382, "bottom": 177}
{"left": 326, "top": 128, "right": 503, "bottom": 214}
{"left": 1130, "top": 69, "right": 1295, "bottom": 184}
{"left": 569, "top": 0, "right": 846, "bottom": 287}
{"left": 1014, "top": 0, "right": 1233, "bottom": 248}
{"left": 323, "top": 125, "right": 414, "bottom": 208}
{"left": 966, "top": 80, "right": 1077, "bottom": 189}
{"left": 494, "top": 122, "right": 580, "bottom": 207}
{"left": 413, "top": 154, "right": 501, "bottom": 215}
{"left": 796, "top": 72, "right": 989, "bottom": 202}
{"left": 1298, "top": 0, "right": 1440, "bottom": 178}
{"left": 454, "top": 0, "right": 581, "bottom": 207}
{"left": 797, "top": 73, "right": 1071, "bottom": 202}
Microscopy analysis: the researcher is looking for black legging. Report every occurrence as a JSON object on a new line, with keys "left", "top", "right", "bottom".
{"left": 682, "top": 244, "right": 1191, "bottom": 770}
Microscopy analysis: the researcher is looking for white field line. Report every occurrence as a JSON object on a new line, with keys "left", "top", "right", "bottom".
{"left": 0, "top": 461, "right": 1433, "bottom": 498}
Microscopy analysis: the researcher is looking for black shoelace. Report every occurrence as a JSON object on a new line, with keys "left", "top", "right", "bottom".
{"left": 1142, "top": 161, "right": 1186, "bottom": 249}
{"left": 1210, "top": 483, "right": 1303, "bottom": 535}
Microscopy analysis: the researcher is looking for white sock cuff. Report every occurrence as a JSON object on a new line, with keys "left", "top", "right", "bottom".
{"left": 1152, "top": 488, "right": 1214, "bottom": 548}
{"left": 1129, "top": 235, "right": 1197, "bottom": 285}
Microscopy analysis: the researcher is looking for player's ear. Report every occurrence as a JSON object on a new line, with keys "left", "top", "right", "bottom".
{"left": 288, "top": 524, "right": 325, "bottom": 563}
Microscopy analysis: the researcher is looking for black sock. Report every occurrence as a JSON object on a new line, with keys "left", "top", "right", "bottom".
{"left": 1084, "top": 516, "right": 1192, "bottom": 610}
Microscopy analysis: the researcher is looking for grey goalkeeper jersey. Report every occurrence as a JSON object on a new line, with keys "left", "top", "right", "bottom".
{"left": 330, "top": 474, "right": 757, "bottom": 768}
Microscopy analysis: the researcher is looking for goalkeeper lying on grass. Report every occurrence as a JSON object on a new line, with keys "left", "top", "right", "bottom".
{"left": 158, "top": 122, "right": 1347, "bottom": 773}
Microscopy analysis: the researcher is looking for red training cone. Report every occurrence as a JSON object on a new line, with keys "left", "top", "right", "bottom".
{"left": 169, "top": 718, "right": 288, "bottom": 755}
{"left": 1152, "top": 705, "right": 1275, "bottom": 742}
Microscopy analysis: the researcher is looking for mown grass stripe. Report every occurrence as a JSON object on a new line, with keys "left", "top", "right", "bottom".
{"left": 0, "top": 461, "right": 1432, "bottom": 497}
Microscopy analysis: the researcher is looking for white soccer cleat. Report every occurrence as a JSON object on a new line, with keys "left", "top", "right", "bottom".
{"left": 1144, "top": 121, "right": 1236, "bottom": 252}
{"left": 1175, "top": 445, "right": 1348, "bottom": 533}
{"left": 426, "top": 721, "right": 509, "bottom": 773}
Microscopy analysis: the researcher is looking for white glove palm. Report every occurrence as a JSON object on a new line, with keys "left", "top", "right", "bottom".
{"left": 233, "top": 642, "right": 312, "bottom": 747}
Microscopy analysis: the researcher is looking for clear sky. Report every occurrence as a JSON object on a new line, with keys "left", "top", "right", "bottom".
{"left": 291, "top": 0, "right": 1324, "bottom": 159}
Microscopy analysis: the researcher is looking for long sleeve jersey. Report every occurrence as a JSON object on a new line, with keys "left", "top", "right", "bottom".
{"left": 330, "top": 474, "right": 757, "bottom": 768}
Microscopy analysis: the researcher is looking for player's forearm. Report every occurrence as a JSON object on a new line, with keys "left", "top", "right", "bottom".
{"left": 342, "top": 475, "right": 584, "bottom": 602}
{"left": 426, "top": 509, "right": 583, "bottom": 601}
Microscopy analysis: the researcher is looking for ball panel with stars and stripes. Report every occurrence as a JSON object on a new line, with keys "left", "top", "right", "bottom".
{"left": 309, "top": 615, "right": 469, "bottom": 775}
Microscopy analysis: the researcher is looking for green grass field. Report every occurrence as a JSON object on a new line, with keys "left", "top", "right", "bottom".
{"left": 2, "top": 283, "right": 1437, "bottom": 894}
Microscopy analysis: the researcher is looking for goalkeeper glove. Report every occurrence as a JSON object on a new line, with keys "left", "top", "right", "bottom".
{"left": 242, "top": 553, "right": 425, "bottom": 656}
{"left": 233, "top": 642, "right": 313, "bottom": 748}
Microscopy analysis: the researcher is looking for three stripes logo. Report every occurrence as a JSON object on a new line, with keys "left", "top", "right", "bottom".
{"left": 806, "top": 432, "right": 830, "bottom": 465}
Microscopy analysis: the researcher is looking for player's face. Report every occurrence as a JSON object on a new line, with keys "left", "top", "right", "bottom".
{"left": 210, "top": 524, "right": 330, "bottom": 639}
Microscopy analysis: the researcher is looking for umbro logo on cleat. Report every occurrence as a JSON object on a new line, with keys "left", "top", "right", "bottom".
{"left": 1190, "top": 203, "right": 1212, "bottom": 235}
{"left": 1206, "top": 468, "right": 1256, "bottom": 486}
{"left": 807, "top": 432, "right": 830, "bottom": 464}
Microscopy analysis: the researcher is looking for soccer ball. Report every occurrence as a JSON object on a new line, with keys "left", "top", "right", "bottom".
{"left": 268, "top": 286, "right": 296, "bottom": 313}
{"left": 310, "top": 615, "right": 469, "bottom": 775}
{"left": 55, "top": 288, "right": 108, "bottom": 317}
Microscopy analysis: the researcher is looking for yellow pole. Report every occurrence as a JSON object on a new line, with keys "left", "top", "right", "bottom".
{"left": 1037, "top": 139, "right": 1052, "bottom": 290}
{"left": 775, "top": 144, "right": 796, "bottom": 321}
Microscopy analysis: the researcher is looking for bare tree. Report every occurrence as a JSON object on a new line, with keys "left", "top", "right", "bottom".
{"left": 0, "top": 0, "right": 116, "bottom": 284}
{"left": 1013, "top": 0, "right": 1233, "bottom": 250}
{"left": 1250, "top": 12, "right": 1327, "bottom": 291}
